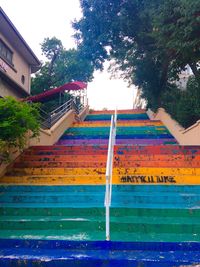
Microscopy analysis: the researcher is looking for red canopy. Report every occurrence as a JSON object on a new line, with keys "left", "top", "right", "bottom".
{"left": 25, "top": 81, "right": 87, "bottom": 103}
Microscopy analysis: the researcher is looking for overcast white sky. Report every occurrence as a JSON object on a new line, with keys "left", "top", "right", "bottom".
{"left": 1, "top": 0, "right": 137, "bottom": 110}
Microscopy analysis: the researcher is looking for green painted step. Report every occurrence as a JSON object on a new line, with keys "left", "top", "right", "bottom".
{"left": 0, "top": 229, "right": 104, "bottom": 241}
{"left": 0, "top": 215, "right": 199, "bottom": 224}
{"left": 1, "top": 217, "right": 200, "bottom": 234}
{"left": 0, "top": 220, "right": 105, "bottom": 231}
{"left": 1, "top": 207, "right": 200, "bottom": 218}
{"left": 0, "top": 230, "right": 199, "bottom": 242}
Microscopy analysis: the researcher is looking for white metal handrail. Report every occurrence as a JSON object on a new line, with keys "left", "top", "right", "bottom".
{"left": 105, "top": 110, "right": 117, "bottom": 241}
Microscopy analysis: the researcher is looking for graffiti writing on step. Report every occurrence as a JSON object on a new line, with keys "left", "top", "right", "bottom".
{"left": 120, "top": 175, "right": 176, "bottom": 184}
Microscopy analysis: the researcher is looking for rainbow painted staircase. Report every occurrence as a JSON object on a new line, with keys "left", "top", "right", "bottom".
{"left": 0, "top": 109, "right": 200, "bottom": 266}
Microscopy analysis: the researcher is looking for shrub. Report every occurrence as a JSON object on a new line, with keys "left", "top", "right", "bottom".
{"left": 0, "top": 97, "right": 40, "bottom": 163}
{"left": 162, "top": 78, "right": 200, "bottom": 128}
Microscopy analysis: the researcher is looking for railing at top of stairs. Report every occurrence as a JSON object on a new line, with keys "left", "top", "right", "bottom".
{"left": 39, "top": 99, "right": 85, "bottom": 129}
{"left": 105, "top": 109, "right": 117, "bottom": 241}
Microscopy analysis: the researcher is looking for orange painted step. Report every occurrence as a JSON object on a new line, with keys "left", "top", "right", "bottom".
{"left": 14, "top": 161, "right": 107, "bottom": 168}
{"left": 16, "top": 154, "right": 107, "bottom": 162}
{"left": 14, "top": 159, "right": 200, "bottom": 168}
{"left": 26, "top": 145, "right": 200, "bottom": 156}
{"left": 16, "top": 154, "right": 200, "bottom": 163}
{"left": 72, "top": 121, "right": 163, "bottom": 127}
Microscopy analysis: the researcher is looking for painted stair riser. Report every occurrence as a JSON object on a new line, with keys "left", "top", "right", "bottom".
{"left": 2, "top": 174, "right": 200, "bottom": 185}
{"left": 0, "top": 220, "right": 105, "bottom": 231}
{"left": 1, "top": 207, "right": 200, "bottom": 218}
{"left": 1, "top": 229, "right": 200, "bottom": 242}
{"left": 64, "top": 126, "right": 170, "bottom": 134}
{"left": 0, "top": 239, "right": 200, "bottom": 267}
{"left": 72, "top": 121, "right": 164, "bottom": 127}
{"left": 66, "top": 125, "right": 169, "bottom": 131}
{"left": 13, "top": 160, "right": 200, "bottom": 168}
{"left": 23, "top": 148, "right": 200, "bottom": 157}
{"left": 15, "top": 154, "right": 200, "bottom": 163}
{"left": 1, "top": 215, "right": 200, "bottom": 225}
{"left": 57, "top": 139, "right": 177, "bottom": 145}
{"left": 2, "top": 238, "right": 200, "bottom": 251}
{"left": 90, "top": 109, "right": 146, "bottom": 114}
{"left": 1, "top": 192, "right": 200, "bottom": 204}
{"left": 1, "top": 212, "right": 200, "bottom": 223}
{"left": 1, "top": 221, "right": 200, "bottom": 237}
{"left": 8, "top": 167, "right": 200, "bottom": 176}
{"left": 59, "top": 134, "right": 174, "bottom": 140}
{"left": 2, "top": 185, "right": 200, "bottom": 193}
{"left": 26, "top": 145, "right": 200, "bottom": 155}
{"left": 0, "top": 239, "right": 200, "bottom": 266}
{"left": 85, "top": 114, "right": 149, "bottom": 120}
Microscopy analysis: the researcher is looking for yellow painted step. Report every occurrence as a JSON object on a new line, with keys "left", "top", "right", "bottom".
{"left": 9, "top": 167, "right": 200, "bottom": 176}
{"left": 1, "top": 174, "right": 200, "bottom": 185}
{"left": 72, "top": 121, "right": 164, "bottom": 127}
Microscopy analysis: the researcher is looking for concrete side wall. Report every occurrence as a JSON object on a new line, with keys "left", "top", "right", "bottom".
{"left": 0, "top": 147, "right": 21, "bottom": 177}
{"left": 147, "top": 108, "right": 200, "bottom": 146}
{"left": 29, "top": 110, "right": 75, "bottom": 146}
{"left": 78, "top": 105, "right": 89, "bottom": 121}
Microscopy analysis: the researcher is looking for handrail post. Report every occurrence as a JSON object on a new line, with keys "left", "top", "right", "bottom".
{"left": 105, "top": 111, "right": 117, "bottom": 241}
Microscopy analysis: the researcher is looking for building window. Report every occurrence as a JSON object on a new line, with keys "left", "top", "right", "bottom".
{"left": 21, "top": 75, "right": 25, "bottom": 84}
{"left": 0, "top": 40, "right": 13, "bottom": 65}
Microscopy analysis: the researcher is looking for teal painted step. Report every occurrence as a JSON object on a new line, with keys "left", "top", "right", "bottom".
{"left": 85, "top": 113, "right": 149, "bottom": 120}
{"left": 1, "top": 185, "right": 200, "bottom": 193}
{"left": 1, "top": 186, "right": 200, "bottom": 241}
{"left": 64, "top": 126, "right": 170, "bottom": 134}
{"left": 1, "top": 185, "right": 200, "bottom": 208}
{"left": 1, "top": 192, "right": 199, "bottom": 207}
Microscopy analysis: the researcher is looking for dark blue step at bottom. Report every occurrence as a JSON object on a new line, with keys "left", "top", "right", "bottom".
{"left": 0, "top": 239, "right": 200, "bottom": 267}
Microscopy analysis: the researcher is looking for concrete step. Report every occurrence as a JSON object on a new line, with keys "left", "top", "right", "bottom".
{"left": 59, "top": 134, "right": 174, "bottom": 140}
{"left": 1, "top": 206, "right": 200, "bottom": 218}
{"left": 57, "top": 138, "right": 177, "bottom": 145}
{"left": 7, "top": 167, "right": 200, "bottom": 176}
{"left": 64, "top": 126, "right": 169, "bottom": 134}
{"left": 1, "top": 173, "right": 200, "bottom": 185}
{"left": 89, "top": 109, "right": 146, "bottom": 114}
{"left": 72, "top": 120, "right": 163, "bottom": 127}
{"left": 1, "top": 185, "right": 200, "bottom": 194}
{"left": 26, "top": 144, "right": 200, "bottom": 155}
{"left": 13, "top": 160, "right": 200, "bottom": 168}
{"left": 19, "top": 154, "right": 200, "bottom": 162}
{"left": 85, "top": 113, "right": 149, "bottom": 121}
{"left": 0, "top": 239, "right": 199, "bottom": 266}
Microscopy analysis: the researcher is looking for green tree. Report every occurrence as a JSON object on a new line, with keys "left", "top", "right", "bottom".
{"left": 151, "top": 0, "right": 200, "bottom": 85}
{"left": 73, "top": 0, "right": 174, "bottom": 107}
{"left": 73, "top": 0, "right": 200, "bottom": 107}
{"left": 31, "top": 37, "right": 94, "bottom": 95}
{"left": 0, "top": 97, "right": 40, "bottom": 163}
{"left": 162, "top": 77, "right": 200, "bottom": 128}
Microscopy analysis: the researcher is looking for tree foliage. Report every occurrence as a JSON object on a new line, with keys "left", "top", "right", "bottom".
{"left": 0, "top": 97, "right": 40, "bottom": 163}
{"left": 31, "top": 37, "right": 94, "bottom": 96}
{"left": 162, "top": 77, "right": 200, "bottom": 128}
{"left": 73, "top": 0, "right": 200, "bottom": 111}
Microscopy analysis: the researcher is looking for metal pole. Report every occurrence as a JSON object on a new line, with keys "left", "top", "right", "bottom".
{"left": 105, "top": 115, "right": 114, "bottom": 241}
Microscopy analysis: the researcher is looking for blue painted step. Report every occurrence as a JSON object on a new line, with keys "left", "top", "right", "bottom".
{"left": 0, "top": 239, "right": 199, "bottom": 267}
